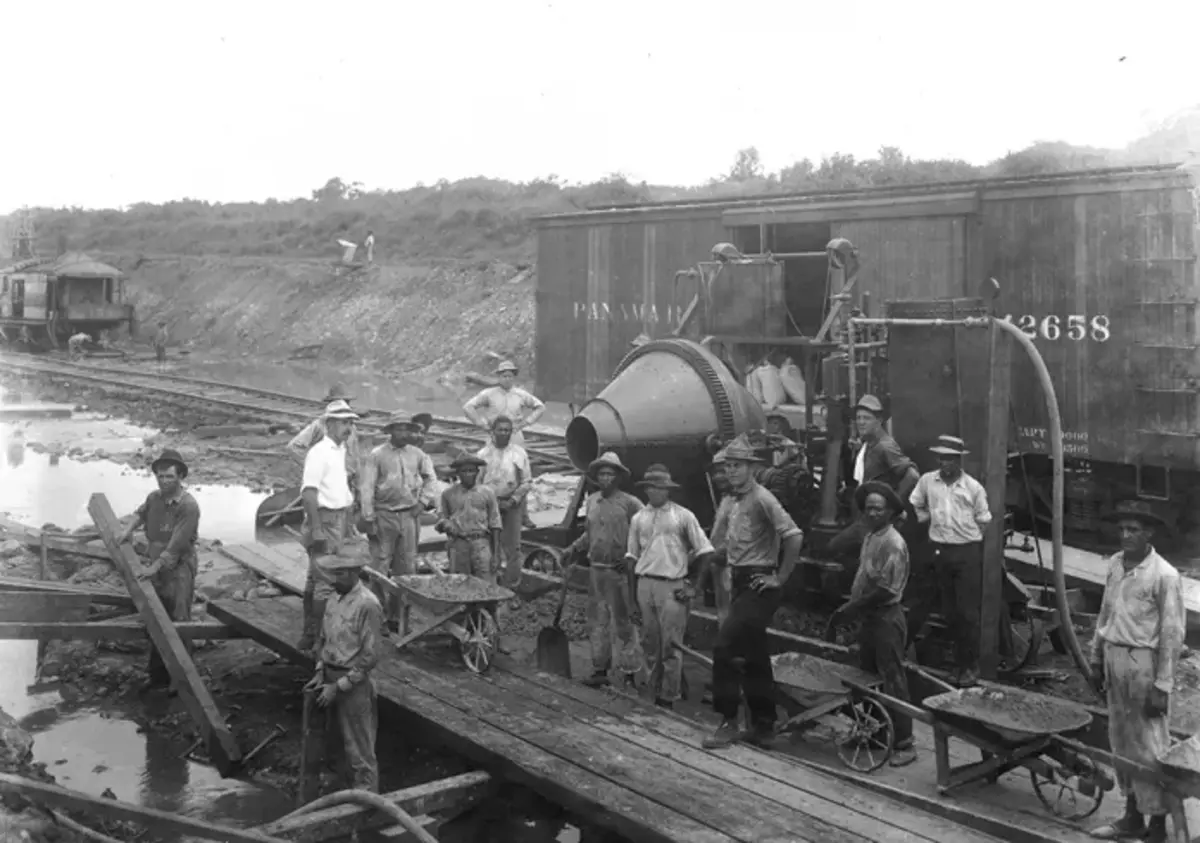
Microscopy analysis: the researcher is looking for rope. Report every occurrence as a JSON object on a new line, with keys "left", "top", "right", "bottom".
{"left": 279, "top": 789, "right": 438, "bottom": 843}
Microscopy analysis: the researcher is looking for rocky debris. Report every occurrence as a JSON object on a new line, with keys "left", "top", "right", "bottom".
{"left": 0, "top": 707, "right": 33, "bottom": 770}
{"left": 0, "top": 539, "right": 24, "bottom": 558}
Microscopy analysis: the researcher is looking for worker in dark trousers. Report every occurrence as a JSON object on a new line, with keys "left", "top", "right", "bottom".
{"left": 119, "top": 449, "right": 201, "bottom": 693}
{"left": 305, "top": 551, "right": 383, "bottom": 793}
{"left": 828, "top": 481, "right": 917, "bottom": 767}
{"left": 909, "top": 434, "right": 992, "bottom": 687}
{"left": 703, "top": 434, "right": 804, "bottom": 749}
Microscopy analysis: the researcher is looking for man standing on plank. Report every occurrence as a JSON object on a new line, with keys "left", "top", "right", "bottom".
{"left": 436, "top": 454, "right": 502, "bottom": 582}
{"left": 476, "top": 416, "right": 532, "bottom": 588}
{"left": 119, "top": 448, "right": 201, "bottom": 694}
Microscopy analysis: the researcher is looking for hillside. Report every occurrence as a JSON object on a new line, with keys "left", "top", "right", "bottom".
{"left": 9, "top": 116, "right": 1198, "bottom": 381}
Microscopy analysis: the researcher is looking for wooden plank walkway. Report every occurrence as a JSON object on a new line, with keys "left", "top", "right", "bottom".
{"left": 208, "top": 594, "right": 1011, "bottom": 843}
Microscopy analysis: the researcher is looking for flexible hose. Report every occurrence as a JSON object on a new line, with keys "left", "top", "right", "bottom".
{"left": 280, "top": 789, "right": 438, "bottom": 843}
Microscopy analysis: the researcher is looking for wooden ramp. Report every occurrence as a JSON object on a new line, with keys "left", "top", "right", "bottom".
{"left": 208, "top": 595, "right": 1010, "bottom": 843}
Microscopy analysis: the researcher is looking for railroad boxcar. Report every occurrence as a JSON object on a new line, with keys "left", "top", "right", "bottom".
{"left": 0, "top": 252, "right": 134, "bottom": 348}
{"left": 534, "top": 164, "right": 1200, "bottom": 539}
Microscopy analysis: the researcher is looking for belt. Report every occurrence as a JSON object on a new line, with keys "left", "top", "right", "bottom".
{"left": 1103, "top": 641, "right": 1155, "bottom": 652}
{"left": 638, "top": 573, "right": 686, "bottom": 582}
{"left": 729, "top": 565, "right": 776, "bottom": 575}
{"left": 316, "top": 506, "right": 349, "bottom": 514}
{"left": 451, "top": 531, "right": 489, "bottom": 540}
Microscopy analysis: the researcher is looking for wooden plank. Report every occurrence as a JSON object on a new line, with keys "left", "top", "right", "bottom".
{"left": 207, "top": 596, "right": 737, "bottom": 843}
{"left": 0, "top": 575, "right": 133, "bottom": 608}
{"left": 0, "top": 620, "right": 242, "bottom": 641}
{"left": 258, "top": 771, "right": 493, "bottom": 843}
{"left": 88, "top": 493, "right": 243, "bottom": 775}
{"left": 220, "top": 544, "right": 307, "bottom": 595}
{"left": 490, "top": 661, "right": 1003, "bottom": 843}
{"left": 0, "top": 592, "right": 91, "bottom": 623}
{"left": 0, "top": 525, "right": 112, "bottom": 561}
{"left": 0, "top": 772, "right": 288, "bottom": 843}
{"left": 0, "top": 405, "right": 72, "bottom": 419}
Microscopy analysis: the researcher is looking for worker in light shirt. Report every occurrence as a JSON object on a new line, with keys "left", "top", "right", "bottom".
{"left": 908, "top": 434, "right": 992, "bottom": 687}
{"left": 476, "top": 415, "right": 533, "bottom": 588}
{"left": 463, "top": 360, "right": 545, "bottom": 448}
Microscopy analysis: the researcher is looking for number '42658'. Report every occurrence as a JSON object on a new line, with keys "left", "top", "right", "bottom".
{"left": 1003, "top": 314, "right": 1110, "bottom": 342}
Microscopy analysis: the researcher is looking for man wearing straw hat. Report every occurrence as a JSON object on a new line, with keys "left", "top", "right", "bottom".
{"left": 625, "top": 463, "right": 714, "bottom": 709}
{"left": 119, "top": 448, "right": 201, "bottom": 693}
{"left": 360, "top": 410, "right": 438, "bottom": 632}
{"left": 304, "top": 549, "right": 383, "bottom": 793}
{"left": 1087, "top": 500, "right": 1184, "bottom": 843}
{"left": 565, "top": 451, "right": 644, "bottom": 689}
{"left": 288, "top": 383, "right": 362, "bottom": 476}
{"left": 463, "top": 359, "right": 546, "bottom": 448}
{"left": 704, "top": 434, "right": 804, "bottom": 749}
{"left": 436, "top": 454, "right": 502, "bottom": 582}
{"left": 909, "top": 433, "right": 992, "bottom": 687}
{"left": 297, "top": 399, "right": 360, "bottom": 652}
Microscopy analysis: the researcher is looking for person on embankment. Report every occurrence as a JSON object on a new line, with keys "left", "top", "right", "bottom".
{"left": 476, "top": 416, "right": 532, "bottom": 589}
{"left": 119, "top": 448, "right": 200, "bottom": 694}
{"left": 1088, "top": 500, "right": 1185, "bottom": 843}
{"left": 297, "top": 400, "right": 359, "bottom": 653}
{"left": 436, "top": 454, "right": 502, "bottom": 582}
{"left": 305, "top": 550, "right": 383, "bottom": 793}
{"left": 566, "top": 452, "right": 643, "bottom": 690}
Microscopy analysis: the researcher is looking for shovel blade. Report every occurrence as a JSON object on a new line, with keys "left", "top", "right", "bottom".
{"left": 536, "top": 627, "right": 571, "bottom": 679}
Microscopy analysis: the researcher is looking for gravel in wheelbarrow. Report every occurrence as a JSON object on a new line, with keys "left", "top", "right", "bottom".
{"left": 924, "top": 684, "right": 1091, "bottom": 738}
{"left": 394, "top": 574, "right": 515, "bottom": 605}
{"left": 770, "top": 652, "right": 881, "bottom": 694}
{"left": 1158, "top": 733, "right": 1200, "bottom": 787}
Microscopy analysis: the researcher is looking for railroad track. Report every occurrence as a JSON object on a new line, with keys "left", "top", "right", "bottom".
{"left": 0, "top": 352, "right": 575, "bottom": 473}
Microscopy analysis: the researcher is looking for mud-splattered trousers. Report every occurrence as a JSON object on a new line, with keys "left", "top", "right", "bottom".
{"left": 637, "top": 575, "right": 689, "bottom": 702}
{"left": 588, "top": 565, "right": 641, "bottom": 676}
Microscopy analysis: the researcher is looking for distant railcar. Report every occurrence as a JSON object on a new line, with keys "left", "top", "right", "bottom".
{"left": 0, "top": 252, "right": 134, "bottom": 348}
{"left": 534, "top": 164, "right": 1200, "bottom": 538}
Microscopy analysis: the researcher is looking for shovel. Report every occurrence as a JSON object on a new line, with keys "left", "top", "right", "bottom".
{"left": 536, "top": 570, "right": 572, "bottom": 678}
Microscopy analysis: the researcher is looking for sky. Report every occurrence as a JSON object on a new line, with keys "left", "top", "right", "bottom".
{"left": 3, "top": 0, "right": 1198, "bottom": 211}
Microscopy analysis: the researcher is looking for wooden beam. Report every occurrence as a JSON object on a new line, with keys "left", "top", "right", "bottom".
{"left": 88, "top": 493, "right": 243, "bottom": 775}
{"left": 260, "top": 771, "right": 493, "bottom": 843}
{"left": 0, "top": 620, "right": 243, "bottom": 641}
{"left": 0, "top": 516, "right": 112, "bottom": 561}
{"left": 0, "top": 592, "right": 91, "bottom": 623}
{"left": 0, "top": 773, "right": 289, "bottom": 843}
{"left": 0, "top": 575, "right": 134, "bottom": 609}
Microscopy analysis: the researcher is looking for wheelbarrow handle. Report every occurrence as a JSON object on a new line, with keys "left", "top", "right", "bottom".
{"left": 673, "top": 642, "right": 714, "bottom": 669}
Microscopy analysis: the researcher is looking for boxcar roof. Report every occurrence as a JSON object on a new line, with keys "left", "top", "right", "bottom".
{"left": 26, "top": 252, "right": 123, "bottom": 278}
{"left": 533, "top": 162, "right": 1192, "bottom": 225}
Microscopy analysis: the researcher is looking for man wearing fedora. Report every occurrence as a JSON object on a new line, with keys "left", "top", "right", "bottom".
{"left": 829, "top": 481, "right": 917, "bottom": 767}
{"left": 304, "top": 549, "right": 383, "bottom": 793}
{"left": 476, "top": 416, "right": 533, "bottom": 588}
{"left": 298, "top": 399, "right": 360, "bottom": 652}
{"left": 1087, "top": 500, "right": 1185, "bottom": 843}
{"left": 360, "top": 410, "right": 438, "bottom": 632}
{"left": 909, "top": 434, "right": 992, "bottom": 686}
{"left": 625, "top": 463, "right": 713, "bottom": 708}
{"left": 118, "top": 448, "right": 201, "bottom": 692}
{"left": 289, "top": 383, "right": 362, "bottom": 481}
{"left": 436, "top": 454, "right": 502, "bottom": 581}
{"left": 704, "top": 434, "right": 804, "bottom": 748}
{"left": 566, "top": 452, "right": 644, "bottom": 689}
{"left": 463, "top": 360, "right": 545, "bottom": 449}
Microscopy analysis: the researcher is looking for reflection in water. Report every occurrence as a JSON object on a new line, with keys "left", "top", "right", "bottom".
{"left": 143, "top": 725, "right": 189, "bottom": 818}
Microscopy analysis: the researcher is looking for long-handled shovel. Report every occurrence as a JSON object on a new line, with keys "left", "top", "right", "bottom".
{"left": 536, "top": 570, "right": 572, "bottom": 678}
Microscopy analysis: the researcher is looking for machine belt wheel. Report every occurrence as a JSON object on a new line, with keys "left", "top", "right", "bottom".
{"left": 612, "top": 339, "right": 737, "bottom": 442}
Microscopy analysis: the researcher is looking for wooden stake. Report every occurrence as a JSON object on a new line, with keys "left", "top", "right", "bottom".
{"left": 88, "top": 493, "right": 243, "bottom": 775}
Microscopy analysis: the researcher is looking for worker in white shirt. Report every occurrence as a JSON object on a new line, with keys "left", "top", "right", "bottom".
{"left": 476, "top": 416, "right": 532, "bottom": 588}
{"left": 289, "top": 384, "right": 362, "bottom": 478}
{"left": 1088, "top": 501, "right": 1185, "bottom": 843}
{"left": 908, "top": 434, "right": 992, "bottom": 687}
{"left": 463, "top": 360, "right": 545, "bottom": 448}
{"left": 296, "top": 399, "right": 360, "bottom": 653}
{"left": 68, "top": 332, "right": 90, "bottom": 360}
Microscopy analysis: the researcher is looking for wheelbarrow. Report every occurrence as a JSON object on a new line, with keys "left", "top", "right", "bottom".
{"left": 385, "top": 573, "right": 514, "bottom": 674}
{"left": 843, "top": 670, "right": 1114, "bottom": 821}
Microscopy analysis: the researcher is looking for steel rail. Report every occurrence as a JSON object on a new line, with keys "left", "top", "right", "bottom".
{"left": 0, "top": 353, "right": 574, "bottom": 472}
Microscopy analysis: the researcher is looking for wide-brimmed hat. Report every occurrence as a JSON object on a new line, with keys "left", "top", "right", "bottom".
{"left": 495, "top": 360, "right": 519, "bottom": 374}
{"left": 323, "top": 399, "right": 360, "bottom": 421}
{"left": 381, "top": 410, "right": 418, "bottom": 431}
{"left": 930, "top": 434, "right": 970, "bottom": 457}
{"left": 323, "top": 383, "right": 354, "bottom": 402}
{"left": 316, "top": 550, "right": 368, "bottom": 572}
{"left": 1104, "top": 500, "right": 1168, "bottom": 529}
{"left": 588, "top": 451, "right": 629, "bottom": 478}
{"left": 150, "top": 448, "right": 188, "bottom": 479}
{"left": 721, "top": 433, "right": 766, "bottom": 464}
{"left": 855, "top": 481, "right": 905, "bottom": 514}
{"left": 710, "top": 448, "right": 728, "bottom": 466}
{"left": 636, "top": 463, "right": 680, "bottom": 489}
{"left": 450, "top": 454, "right": 487, "bottom": 470}
{"left": 411, "top": 412, "right": 433, "bottom": 432}
{"left": 855, "top": 394, "right": 885, "bottom": 416}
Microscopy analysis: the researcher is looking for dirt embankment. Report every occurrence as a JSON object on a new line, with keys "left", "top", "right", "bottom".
{"left": 117, "top": 256, "right": 537, "bottom": 382}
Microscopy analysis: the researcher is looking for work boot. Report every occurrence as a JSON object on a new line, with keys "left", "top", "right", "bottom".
{"left": 743, "top": 722, "right": 776, "bottom": 750}
{"left": 581, "top": 671, "right": 611, "bottom": 688}
{"left": 1089, "top": 794, "right": 1145, "bottom": 839}
{"left": 1144, "top": 815, "right": 1167, "bottom": 843}
{"left": 890, "top": 742, "right": 918, "bottom": 768}
{"left": 702, "top": 718, "right": 743, "bottom": 749}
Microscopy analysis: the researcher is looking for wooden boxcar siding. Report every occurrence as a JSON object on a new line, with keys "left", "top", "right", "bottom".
{"left": 984, "top": 185, "right": 1200, "bottom": 469}
{"left": 536, "top": 213, "right": 725, "bottom": 402}
{"left": 831, "top": 217, "right": 968, "bottom": 304}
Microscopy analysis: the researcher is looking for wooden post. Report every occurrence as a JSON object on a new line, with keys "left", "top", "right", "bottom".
{"left": 36, "top": 534, "right": 50, "bottom": 681}
{"left": 978, "top": 324, "right": 1013, "bottom": 679}
{"left": 88, "top": 493, "right": 242, "bottom": 775}
{"left": 298, "top": 688, "right": 327, "bottom": 809}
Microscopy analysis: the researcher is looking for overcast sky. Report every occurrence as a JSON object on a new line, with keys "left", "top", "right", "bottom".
{"left": 3, "top": 0, "right": 1197, "bottom": 211}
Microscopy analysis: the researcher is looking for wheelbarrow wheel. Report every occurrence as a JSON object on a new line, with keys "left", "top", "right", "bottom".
{"left": 835, "top": 696, "right": 894, "bottom": 773}
{"left": 1030, "top": 754, "right": 1105, "bottom": 821}
{"left": 457, "top": 606, "right": 499, "bottom": 674}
